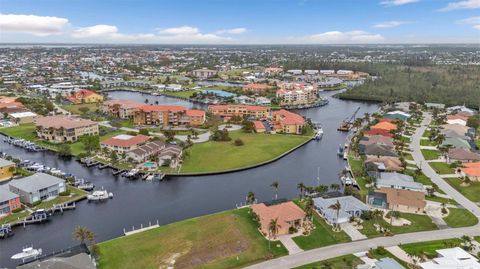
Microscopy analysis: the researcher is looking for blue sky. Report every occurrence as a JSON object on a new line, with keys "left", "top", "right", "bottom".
{"left": 0, "top": 0, "right": 479, "bottom": 44}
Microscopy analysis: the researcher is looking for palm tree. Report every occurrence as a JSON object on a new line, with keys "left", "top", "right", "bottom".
{"left": 73, "top": 226, "right": 95, "bottom": 244}
{"left": 268, "top": 218, "right": 281, "bottom": 241}
{"left": 304, "top": 197, "right": 314, "bottom": 221}
{"left": 271, "top": 181, "right": 279, "bottom": 200}
{"left": 316, "top": 185, "right": 328, "bottom": 195}
{"left": 297, "top": 182, "right": 305, "bottom": 199}
{"left": 246, "top": 191, "right": 256, "bottom": 205}
{"left": 389, "top": 211, "right": 401, "bottom": 225}
{"left": 330, "top": 183, "right": 341, "bottom": 192}
{"left": 328, "top": 200, "right": 342, "bottom": 230}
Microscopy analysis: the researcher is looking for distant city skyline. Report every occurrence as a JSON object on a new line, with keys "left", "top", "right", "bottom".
{"left": 0, "top": 0, "right": 479, "bottom": 44}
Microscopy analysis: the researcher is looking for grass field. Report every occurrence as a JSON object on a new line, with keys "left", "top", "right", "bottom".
{"left": 420, "top": 139, "right": 436, "bottom": 146}
{"left": 400, "top": 238, "right": 463, "bottom": 259}
{"left": 97, "top": 208, "right": 287, "bottom": 269}
{"left": 162, "top": 90, "right": 201, "bottom": 99}
{"left": 348, "top": 155, "right": 370, "bottom": 201}
{"left": 443, "top": 208, "right": 478, "bottom": 228}
{"left": 292, "top": 200, "right": 351, "bottom": 250}
{"left": 360, "top": 212, "right": 437, "bottom": 238}
{"left": 446, "top": 178, "right": 480, "bottom": 203}
{"left": 421, "top": 149, "right": 440, "bottom": 160}
{"left": 62, "top": 103, "right": 99, "bottom": 114}
{"left": 429, "top": 162, "right": 455, "bottom": 174}
{"left": 180, "top": 131, "right": 311, "bottom": 173}
{"left": 292, "top": 254, "right": 364, "bottom": 269}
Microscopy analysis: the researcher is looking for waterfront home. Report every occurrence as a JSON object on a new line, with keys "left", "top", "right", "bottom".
{"left": 158, "top": 145, "right": 183, "bottom": 168}
{"left": 367, "top": 187, "right": 426, "bottom": 214}
{"left": 419, "top": 247, "right": 480, "bottom": 268}
{"left": 100, "top": 134, "right": 149, "bottom": 154}
{"left": 365, "top": 156, "right": 404, "bottom": 173}
{"left": 242, "top": 83, "right": 273, "bottom": 93}
{"left": 8, "top": 111, "right": 38, "bottom": 124}
{"left": 0, "top": 188, "right": 21, "bottom": 218}
{"left": 65, "top": 89, "right": 104, "bottom": 104}
{"left": 359, "top": 135, "right": 395, "bottom": 151}
{"left": 251, "top": 201, "right": 306, "bottom": 238}
{"left": 369, "top": 121, "right": 397, "bottom": 133}
{"left": 102, "top": 99, "right": 145, "bottom": 119}
{"left": 446, "top": 115, "right": 469, "bottom": 126}
{"left": 16, "top": 244, "right": 96, "bottom": 269}
{"left": 458, "top": 162, "right": 480, "bottom": 181}
{"left": 233, "top": 95, "right": 254, "bottom": 104}
{"left": 35, "top": 115, "right": 99, "bottom": 143}
{"left": 271, "top": 109, "right": 306, "bottom": 134}
{"left": 8, "top": 173, "right": 65, "bottom": 205}
{"left": 313, "top": 196, "right": 369, "bottom": 224}
{"left": 208, "top": 104, "right": 271, "bottom": 121}
{"left": 191, "top": 68, "right": 217, "bottom": 78}
{"left": 126, "top": 140, "right": 166, "bottom": 163}
{"left": 101, "top": 79, "right": 152, "bottom": 89}
{"left": 0, "top": 158, "right": 16, "bottom": 182}
{"left": 364, "top": 128, "right": 395, "bottom": 138}
{"left": 133, "top": 105, "right": 206, "bottom": 127}
{"left": 384, "top": 110, "right": 411, "bottom": 121}
{"left": 275, "top": 82, "right": 318, "bottom": 106}
{"left": 357, "top": 258, "right": 406, "bottom": 269}
{"left": 447, "top": 148, "right": 480, "bottom": 163}
{"left": 376, "top": 172, "right": 424, "bottom": 192}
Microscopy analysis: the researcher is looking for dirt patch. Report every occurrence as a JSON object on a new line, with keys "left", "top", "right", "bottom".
{"left": 174, "top": 214, "right": 251, "bottom": 269}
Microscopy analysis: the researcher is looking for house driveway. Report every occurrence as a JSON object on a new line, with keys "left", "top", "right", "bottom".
{"left": 278, "top": 235, "right": 303, "bottom": 255}
{"left": 340, "top": 222, "right": 367, "bottom": 241}
{"left": 385, "top": 246, "right": 415, "bottom": 264}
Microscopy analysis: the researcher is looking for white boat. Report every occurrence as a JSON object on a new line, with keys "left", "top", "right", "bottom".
{"left": 11, "top": 246, "right": 42, "bottom": 260}
{"left": 145, "top": 174, "right": 154, "bottom": 181}
{"left": 87, "top": 190, "right": 113, "bottom": 201}
{"left": 314, "top": 128, "right": 324, "bottom": 140}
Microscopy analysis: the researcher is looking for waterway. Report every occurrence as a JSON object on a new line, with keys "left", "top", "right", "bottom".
{"left": 0, "top": 90, "right": 378, "bottom": 268}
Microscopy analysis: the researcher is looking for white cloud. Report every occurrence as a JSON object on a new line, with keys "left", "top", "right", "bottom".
{"left": 72, "top": 24, "right": 119, "bottom": 38}
{"left": 373, "top": 21, "right": 410, "bottom": 28}
{"left": 438, "top": 0, "right": 480, "bottom": 11}
{"left": 457, "top": 16, "right": 480, "bottom": 30}
{"left": 0, "top": 13, "right": 69, "bottom": 36}
{"left": 296, "top": 30, "right": 384, "bottom": 44}
{"left": 158, "top": 26, "right": 199, "bottom": 35}
{"left": 216, "top": 27, "right": 248, "bottom": 34}
{"left": 380, "top": 0, "right": 419, "bottom": 6}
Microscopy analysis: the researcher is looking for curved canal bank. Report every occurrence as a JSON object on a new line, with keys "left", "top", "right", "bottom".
{"left": 0, "top": 90, "right": 378, "bottom": 268}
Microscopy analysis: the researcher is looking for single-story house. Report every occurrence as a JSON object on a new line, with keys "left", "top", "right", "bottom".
{"left": 0, "top": 158, "right": 16, "bottom": 182}
{"left": 365, "top": 156, "right": 404, "bottom": 173}
{"left": 370, "top": 121, "right": 397, "bottom": 132}
{"left": 363, "top": 143, "right": 398, "bottom": 157}
{"left": 364, "top": 128, "right": 394, "bottom": 138}
{"left": 425, "top": 103, "right": 445, "bottom": 109}
{"left": 459, "top": 162, "right": 480, "bottom": 181}
{"left": 446, "top": 115, "right": 468, "bottom": 126}
{"left": 376, "top": 172, "right": 424, "bottom": 192}
{"left": 368, "top": 187, "right": 426, "bottom": 214}
{"left": 447, "top": 105, "right": 476, "bottom": 115}
{"left": 384, "top": 110, "right": 411, "bottom": 121}
{"left": 447, "top": 148, "right": 480, "bottom": 163}
{"left": 313, "top": 196, "right": 370, "bottom": 224}
{"left": 441, "top": 137, "right": 472, "bottom": 150}
{"left": 419, "top": 247, "right": 480, "bottom": 269}
{"left": 251, "top": 201, "right": 306, "bottom": 238}
{"left": 0, "top": 188, "right": 21, "bottom": 218}
{"left": 357, "top": 257, "right": 406, "bottom": 269}
{"left": 100, "top": 134, "right": 150, "bottom": 154}
{"left": 8, "top": 173, "right": 65, "bottom": 205}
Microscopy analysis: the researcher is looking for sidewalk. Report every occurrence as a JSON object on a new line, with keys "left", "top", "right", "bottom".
{"left": 340, "top": 222, "right": 367, "bottom": 241}
{"left": 278, "top": 235, "right": 303, "bottom": 255}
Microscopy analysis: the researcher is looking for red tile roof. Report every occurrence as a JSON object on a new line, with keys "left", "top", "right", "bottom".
{"left": 371, "top": 121, "right": 397, "bottom": 131}
{"left": 251, "top": 201, "right": 306, "bottom": 235}
{"left": 185, "top": 109, "right": 206, "bottom": 117}
{"left": 208, "top": 104, "right": 270, "bottom": 112}
{"left": 272, "top": 109, "right": 305, "bottom": 125}
{"left": 76, "top": 89, "right": 100, "bottom": 97}
{"left": 101, "top": 134, "right": 149, "bottom": 148}
{"left": 461, "top": 162, "right": 480, "bottom": 177}
{"left": 243, "top": 83, "right": 273, "bottom": 90}
{"left": 364, "top": 129, "right": 394, "bottom": 138}
{"left": 253, "top": 121, "right": 265, "bottom": 130}
{"left": 139, "top": 105, "right": 187, "bottom": 112}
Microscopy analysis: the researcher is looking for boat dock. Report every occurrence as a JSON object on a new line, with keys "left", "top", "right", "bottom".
{"left": 124, "top": 220, "right": 159, "bottom": 236}
{"left": 9, "top": 203, "right": 76, "bottom": 228}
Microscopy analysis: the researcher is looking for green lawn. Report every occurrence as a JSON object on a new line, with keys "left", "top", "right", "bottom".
{"left": 421, "top": 149, "right": 440, "bottom": 160}
{"left": 97, "top": 208, "right": 287, "bottom": 269}
{"left": 360, "top": 212, "right": 437, "bottom": 238}
{"left": 162, "top": 90, "right": 201, "bottom": 99}
{"left": 403, "top": 153, "right": 414, "bottom": 161}
{"left": 369, "top": 247, "right": 409, "bottom": 268}
{"left": 292, "top": 254, "right": 364, "bottom": 269}
{"left": 429, "top": 162, "right": 455, "bottom": 174}
{"left": 292, "top": 200, "right": 351, "bottom": 250}
{"left": 400, "top": 238, "right": 463, "bottom": 259}
{"left": 425, "top": 195, "right": 458, "bottom": 205}
{"left": 348, "top": 155, "right": 371, "bottom": 201}
{"left": 0, "top": 210, "right": 31, "bottom": 224}
{"left": 446, "top": 178, "right": 480, "bottom": 202}
{"left": 33, "top": 186, "right": 88, "bottom": 210}
{"left": 62, "top": 103, "right": 99, "bottom": 114}
{"left": 180, "top": 131, "right": 311, "bottom": 173}
{"left": 420, "top": 139, "right": 436, "bottom": 146}
{"left": 443, "top": 208, "right": 479, "bottom": 228}
{"left": 422, "top": 130, "right": 432, "bottom": 138}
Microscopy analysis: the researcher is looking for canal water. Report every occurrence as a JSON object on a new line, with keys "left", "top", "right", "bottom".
{"left": 0, "top": 90, "right": 377, "bottom": 268}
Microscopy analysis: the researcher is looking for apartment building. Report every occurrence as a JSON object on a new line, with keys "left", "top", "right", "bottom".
{"left": 35, "top": 115, "right": 99, "bottom": 143}
{"left": 276, "top": 83, "right": 318, "bottom": 106}
{"left": 208, "top": 104, "right": 271, "bottom": 120}
{"left": 133, "top": 105, "right": 206, "bottom": 127}
{"left": 102, "top": 99, "right": 145, "bottom": 119}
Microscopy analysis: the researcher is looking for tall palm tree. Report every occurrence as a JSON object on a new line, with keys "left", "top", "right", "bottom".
{"left": 271, "top": 181, "right": 279, "bottom": 200}
{"left": 304, "top": 197, "right": 314, "bottom": 221}
{"left": 268, "top": 218, "right": 281, "bottom": 240}
{"left": 297, "top": 182, "right": 305, "bottom": 200}
{"left": 330, "top": 183, "right": 341, "bottom": 192}
{"left": 246, "top": 191, "right": 256, "bottom": 205}
{"left": 328, "top": 200, "right": 342, "bottom": 230}
{"left": 73, "top": 225, "right": 95, "bottom": 244}
{"left": 316, "top": 185, "right": 328, "bottom": 195}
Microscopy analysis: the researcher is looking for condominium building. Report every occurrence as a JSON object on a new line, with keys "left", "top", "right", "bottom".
{"left": 35, "top": 115, "right": 99, "bottom": 143}
{"left": 208, "top": 104, "right": 271, "bottom": 120}
{"left": 272, "top": 109, "right": 306, "bottom": 134}
{"left": 191, "top": 68, "right": 218, "bottom": 78}
{"left": 133, "top": 105, "right": 206, "bottom": 127}
{"left": 102, "top": 99, "right": 145, "bottom": 119}
{"left": 276, "top": 82, "right": 318, "bottom": 106}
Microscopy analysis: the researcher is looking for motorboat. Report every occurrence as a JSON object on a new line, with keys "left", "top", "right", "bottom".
{"left": 314, "top": 128, "right": 324, "bottom": 140}
{"left": 11, "top": 246, "right": 42, "bottom": 260}
{"left": 87, "top": 190, "right": 113, "bottom": 201}
{"left": 77, "top": 181, "right": 95, "bottom": 191}
{"left": 124, "top": 169, "right": 139, "bottom": 178}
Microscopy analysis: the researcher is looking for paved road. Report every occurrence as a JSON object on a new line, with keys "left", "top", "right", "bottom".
{"left": 411, "top": 112, "right": 480, "bottom": 217}
{"left": 246, "top": 112, "right": 480, "bottom": 269}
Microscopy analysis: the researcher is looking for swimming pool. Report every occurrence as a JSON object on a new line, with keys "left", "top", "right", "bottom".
{"left": 203, "top": 89, "right": 236, "bottom": 98}
{"left": 143, "top": 162, "right": 157, "bottom": 168}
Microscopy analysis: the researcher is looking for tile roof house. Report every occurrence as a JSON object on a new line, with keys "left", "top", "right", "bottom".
{"left": 271, "top": 109, "right": 306, "bottom": 134}
{"left": 364, "top": 128, "right": 394, "bottom": 138}
{"left": 66, "top": 89, "right": 104, "bottom": 104}
{"left": 459, "top": 162, "right": 480, "bottom": 181}
{"left": 251, "top": 201, "right": 306, "bottom": 238}
{"left": 441, "top": 137, "right": 472, "bottom": 150}
{"left": 368, "top": 187, "right": 426, "bottom": 214}
{"left": 370, "top": 121, "right": 397, "bottom": 132}
{"left": 376, "top": 172, "right": 424, "bottom": 192}
{"left": 365, "top": 156, "right": 404, "bottom": 172}
{"left": 446, "top": 115, "right": 469, "bottom": 126}
{"left": 158, "top": 145, "right": 183, "bottom": 168}
{"left": 362, "top": 143, "right": 398, "bottom": 157}
{"left": 100, "top": 134, "right": 149, "bottom": 153}
{"left": 313, "top": 196, "right": 369, "bottom": 224}
{"left": 419, "top": 247, "right": 480, "bottom": 269}
{"left": 447, "top": 148, "right": 480, "bottom": 163}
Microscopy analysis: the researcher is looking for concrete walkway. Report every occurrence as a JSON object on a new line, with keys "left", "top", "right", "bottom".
{"left": 385, "top": 246, "right": 415, "bottom": 264}
{"left": 278, "top": 235, "right": 303, "bottom": 255}
{"left": 340, "top": 222, "right": 367, "bottom": 241}
{"left": 425, "top": 202, "right": 449, "bottom": 229}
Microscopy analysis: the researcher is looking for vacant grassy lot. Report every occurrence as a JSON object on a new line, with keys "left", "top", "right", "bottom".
{"left": 98, "top": 208, "right": 287, "bottom": 269}
{"left": 292, "top": 254, "right": 364, "bottom": 269}
{"left": 446, "top": 178, "right": 480, "bottom": 203}
{"left": 180, "top": 131, "right": 311, "bottom": 173}
{"left": 429, "top": 162, "right": 455, "bottom": 174}
{"left": 421, "top": 149, "right": 440, "bottom": 160}
{"left": 162, "top": 90, "right": 201, "bottom": 99}
{"left": 443, "top": 208, "right": 478, "bottom": 228}
{"left": 400, "top": 238, "right": 463, "bottom": 259}
{"left": 292, "top": 200, "right": 350, "bottom": 250}
{"left": 62, "top": 103, "right": 99, "bottom": 114}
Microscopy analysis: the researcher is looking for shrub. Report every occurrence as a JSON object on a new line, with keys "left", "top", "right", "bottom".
{"left": 59, "top": 189, "right": 71, "bottom": 196}
{"left": 31, "top": 200, "right": 41, "bottom": 207}
{"left": 234, "top": 138, "right": 244, "bottom": 146}
{"left": 288, "top": 226, "right": 298, "bottom": 234}
{"left": 12, "top": 207, "right": 24, "bottom": 213}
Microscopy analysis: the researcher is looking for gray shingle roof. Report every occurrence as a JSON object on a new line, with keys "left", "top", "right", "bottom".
{"left": 313, "top": 196, "right": 369, "bottom": 221}
{"left": 377, "top": 172, "right": 424, "bottom": 191}
{"left": 8, "top": 173, "right": 64, "bottom": 193}
{"left": 0, "top": 188, "right": 18, "bottom": 202}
